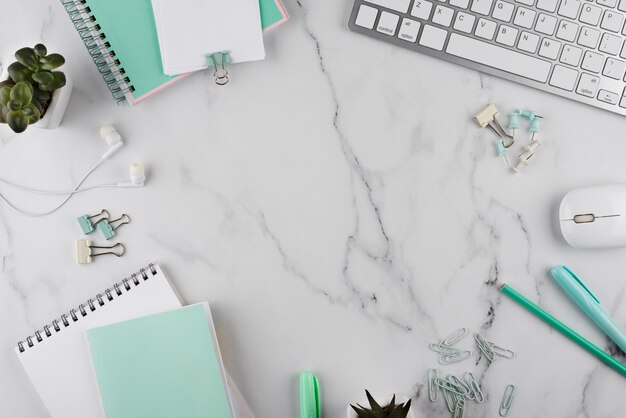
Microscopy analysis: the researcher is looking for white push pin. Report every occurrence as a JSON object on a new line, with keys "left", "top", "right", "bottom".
{"left": 76, "top": 239, "right": 125, "bottom": 264}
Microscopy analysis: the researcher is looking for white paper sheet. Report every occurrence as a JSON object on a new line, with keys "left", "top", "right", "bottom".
{"left": 152, "top": 0, "right": 265, "bottom": 75}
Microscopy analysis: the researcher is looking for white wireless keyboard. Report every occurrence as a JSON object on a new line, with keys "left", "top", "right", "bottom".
{"left": 349, "top": 0, "right": 626, "bottom": 116}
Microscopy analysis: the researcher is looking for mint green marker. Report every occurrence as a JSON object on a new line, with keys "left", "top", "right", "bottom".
{"left": 500, "top": 283, "right": 626, "bottom": 378}
{"left": 300, "top": 372, "right": 321, "bottom": 418}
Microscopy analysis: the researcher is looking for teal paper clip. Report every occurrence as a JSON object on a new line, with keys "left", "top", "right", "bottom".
{"left": 77, "top": 209, "right": 109, "bottom": 235}
{"left": 206, "top": 51, "right": 231, "bottom": 86}
{"left": 300, "top": 371, "right": 321, "bottom": 418}
{"left": 97, "top": 214, "right": 130, "bottom": 240}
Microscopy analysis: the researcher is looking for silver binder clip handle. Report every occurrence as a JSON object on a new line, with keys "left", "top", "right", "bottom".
{"left": 207, "top": 52, "right": 230, "bottom": 86}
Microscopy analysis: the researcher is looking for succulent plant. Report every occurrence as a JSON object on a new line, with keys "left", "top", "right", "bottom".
{"left": 351, "top": 391, "right": 412, "bottom": 418}
{"left": 1, "top": 44, "right": 66, "bottom": 133}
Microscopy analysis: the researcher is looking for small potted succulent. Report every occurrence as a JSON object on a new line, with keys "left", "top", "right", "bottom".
{"left": 348, "top": 390, "right": 414, "bottom": 418}
{"left": 0, "top": 44, "right": 72, "bottom": 133}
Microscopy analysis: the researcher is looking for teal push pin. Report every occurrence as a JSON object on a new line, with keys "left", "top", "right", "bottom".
{"left": 494, "top": 139, "right": 510, "bottom": 165}
{"left": 508, "top": 111, "right": 520, "bottom": 130}
{"left": 529, "top": 116, "right": 542, "bottom": 140}
{"left": 519, "top": 109, "right": 536, "bottom": 120}
{"left": 97, "top": 214, "right": 130, "bottom": 240}
{"left": 77, "top": 209, "right": 109, "bottom": 235}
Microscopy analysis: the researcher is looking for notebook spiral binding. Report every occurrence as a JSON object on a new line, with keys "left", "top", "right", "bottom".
{"left": 59, "top": 0, "right": 135, "bottom": 103}
{"left": 16, "top": 264, "right": 158, "bottom": 353}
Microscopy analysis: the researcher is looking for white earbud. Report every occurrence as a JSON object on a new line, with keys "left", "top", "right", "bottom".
{"left": 118, "top": 163, "right": 146, "bottom": 187}
{"left": 0, "top": 124, "right": 147, "bottom": 217}
{"left": 100, "top": 124, "right": 124, "bottom": 159}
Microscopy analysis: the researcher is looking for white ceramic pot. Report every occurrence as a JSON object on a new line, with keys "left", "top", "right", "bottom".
{"left": 347, "top": 394, "right": 415, "bottom": 418}
{"left": 1, "top": 60, "right": 73, "bottom": 130}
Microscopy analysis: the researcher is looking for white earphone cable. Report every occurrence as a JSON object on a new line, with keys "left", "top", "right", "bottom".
{"left": 0, "top": 158, "right": 105, "bottom": 217}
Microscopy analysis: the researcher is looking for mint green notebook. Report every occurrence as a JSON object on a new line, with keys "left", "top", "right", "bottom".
{"left": 260, "top": 0, "right": 289, "bottom": 31}
{"left": 86, "top": 304, "right": 233, "bottom": 418}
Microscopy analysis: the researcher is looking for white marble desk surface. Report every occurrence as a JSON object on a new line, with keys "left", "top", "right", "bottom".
{"left": 1, "top": 1, "right": 626, "bottom": 417}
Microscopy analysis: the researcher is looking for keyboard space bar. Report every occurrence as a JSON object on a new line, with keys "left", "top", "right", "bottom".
{"left": 446, "top": 34, "right": 551, "bottom": 83}
{"left": 363, "top": 0, "right": 411, "bottom": 13}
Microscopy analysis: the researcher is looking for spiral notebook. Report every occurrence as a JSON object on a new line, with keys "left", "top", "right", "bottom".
{"left": 87, "top": 303, "right": 233, "bottom": 418}
{"left": 58, "top": 0, "right": 287, "bottom": 104}
{"left": 15, "top": 264, "right": 254, "bottom": 418}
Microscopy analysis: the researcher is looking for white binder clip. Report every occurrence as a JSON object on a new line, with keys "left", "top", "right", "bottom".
{"left": 76, "top": 240, "right": 125, "bottom": 264}
{"left": 474, "top": 104, "right": 514, "bottom": 147}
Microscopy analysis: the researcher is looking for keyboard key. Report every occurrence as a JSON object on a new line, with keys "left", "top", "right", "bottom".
{"left": 537, "top": 0, "right": 558, "bottom": 12}
{"left": 620, "top": 96, "right": 626, "bottom": 108}
{"left": 580, "top": 4, "right": 602, "bottom": 26}
{"left": 539, "top": 37, "right": 562, "bottom": 59}
{"left": 550, "top": 65, "right": 579, "bottom": 90}
{"left": 419, "top": 24, "right": 449, "bottom": 49}
{"left": 576, "top": 73, "right": 600, "bottom": 97}
{"left": 581, "top": 50, "right": 605, "bottom": 72}
{"left": 377, "top": 11, "right": 400, "bottom": 35}
{"left": 496, "top": 24, "right": 519, "bottom": 45}
{"left": 450, "top": 0, "right": 471, "bottom": 7}
{"left": 578, "top": 27, "right": 600, "bottom": 48}
{"left": 493, "top": 0, "right": 515, "bottom": 21}
{"left": 355, "top": 5, "right": 378, "bottom": 29}
{"left": 516, "top": 0, "right": 534, "bottom": 5}
{"left": 514, "top": 7, "right": 537, "bottom": 28}
{"left": 411, "top": 0, "right": 434, "bottom": 19}
{"left": 433, "top": 5, "right": 455, "bottom": 26}
{"left": 535, "top": 14, "right": 558, "bottom": 35}
{"left": 398, "top": 18, "right": 421, "bottom": 41}
{"left": 601, "top": 11, "right": 624, "bottom": 32}
{"left": 454, "top": 12, "right": 477, "bottom": 32}
{"left": 446, "top": 33, "right": 552, "bottom": 81}
{"left": 598, "top": 89, "right": 619, "bottom": 104}
{"left": 556, "top": 20, "right": 579, "bottom": 42}
{"left": 603, "top": 57, "right": 626, "bottom": 78}
{"left": 600, "top": 33, "right": 622, "bottom": 54}
{"left": 620, "top": 0, "right": 626, "bottom": 12}
{"left": 475, "top": 18, "right": 498, "bottom": 38}
{"left": 560, "top": 44, "right": 583, "bottom": 65}
{"left": 558, "top": 0, "right": 581, "bottom": 19}
{"left": 471, "top": 0, "right": 494, "bottom": 15}
{"left": 363, "top": 0, "right": 411, "bottom": 13}
{"left": 518, "top": 31, "right": 540, "bottom": 52}
{"left": 621, "top": 41, "right": 626, "bottom": 58}
{"left": 598, "top": 0, "right": 618, "bottom": 8}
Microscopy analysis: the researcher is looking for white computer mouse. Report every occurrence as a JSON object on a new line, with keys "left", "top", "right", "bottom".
{"left": 559, "top": 184, "right": 626, "bottom": 249}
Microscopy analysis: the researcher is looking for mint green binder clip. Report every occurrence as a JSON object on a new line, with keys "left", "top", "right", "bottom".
{"left": 206, "top": 51, "right": 231, "bottom": 86}
{"left": 77, "top": 209, "right": 109, "bottom": 235}
{"left": 97, "top": 214, "right": 130, "bottom": 240}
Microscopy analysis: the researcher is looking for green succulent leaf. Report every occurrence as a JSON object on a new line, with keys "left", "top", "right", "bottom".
{"left": 7, "top": 62, "right": 33, "bottom": 83}
{"left": 10, "top": 82, "right": 33, "bottom": 107}
{"left": 32, "top": 87, "right": 51, "bottom": 103}
{"left": 21, "top": 103, "right": 39, "bottom": 117}
{"left": 351, "top": 392, "right": 411, "bottom": 418}
{"left": 34, "top": 44, "right": 47, "bottom": 57}
{"left": 40, "top": 71, "right": 66, "bottom": 91}
{"left": 7, "top": 99, "right": 21, "bottom": 112}
{"left": 15, "top": 47, "right": 39, "bottom": 70}
{"left": 32, "top": 71, "right": 54, "bottom": 86}
{"left": 31, "top": 98, "right": 43, "bottom": 114}
{"left": 7, "top": 110, "right": 29, "bottom": 133}
{"left": 0, "top": 86, "right": 11, "bottom": 107}
{"left": 24, "top": 103, "right": 41, "bottom": 124}
{"left": 0, "top": 79, "right": 16, "bottom": 89}
{"left": 39, "top": 53, "right": 65, "bottom": 70}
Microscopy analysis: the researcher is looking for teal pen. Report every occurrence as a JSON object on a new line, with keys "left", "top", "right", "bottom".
{"left": 551, "top": 266, "right": 626, "bottom": 354}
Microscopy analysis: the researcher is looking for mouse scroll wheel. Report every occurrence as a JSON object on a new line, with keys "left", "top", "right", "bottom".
{"left": 573, "top": 214, "right": 596, "bottom": 224}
